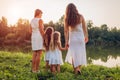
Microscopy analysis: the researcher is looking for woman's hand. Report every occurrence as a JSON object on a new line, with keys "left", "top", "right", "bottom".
{"left": 85, "top": 37, "right": 88, "bottom": 43}
{"left": 65, "top": 43, "right": 69, "bottom": 50}
{"left": 65, "top": 42, "right": 69, "bottom": 48}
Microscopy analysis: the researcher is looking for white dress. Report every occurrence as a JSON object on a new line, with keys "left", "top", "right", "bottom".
{"left": 49, "top": 48, "right": 63, "bottom": 65}
{"left": 65, "top": 23, "right": 87, "bottom": 68}
{"left": 44, "top": 50, "right": 51, "bottom": 61}
{"left": 30, "top": 18, "right": 43, "bottom": 50}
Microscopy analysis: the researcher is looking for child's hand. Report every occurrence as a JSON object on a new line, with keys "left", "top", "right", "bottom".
{"left": 66, "top": 46, "right": 68, "bottom": 50}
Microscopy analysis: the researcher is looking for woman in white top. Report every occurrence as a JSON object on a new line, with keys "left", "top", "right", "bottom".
{"left": 64, "top": 3, "right": 88, "bottom": 74}
{"left": 30, "top": 9, "right": 44, "bottom": 73}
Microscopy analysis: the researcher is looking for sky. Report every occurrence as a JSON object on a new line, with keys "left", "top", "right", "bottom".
{"left": 0, "top": 0, "right": 120, "bottom": 28}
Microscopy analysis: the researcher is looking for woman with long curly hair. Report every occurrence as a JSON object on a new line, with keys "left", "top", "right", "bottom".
{"left": 64, "top": 3, "right": 88, "bottom": 74}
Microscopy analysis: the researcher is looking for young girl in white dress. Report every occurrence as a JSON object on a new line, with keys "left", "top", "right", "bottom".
{"left": 49, "top": 31, "right": 67, "bottom": 73}
{"left": 64, "top": 3, "right": 88, "bottom": 74}
{"left": 43, "top": 27, "right": 54, "bottom": 71}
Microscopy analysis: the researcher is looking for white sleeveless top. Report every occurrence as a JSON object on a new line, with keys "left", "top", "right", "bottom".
{"left": 30, "top": 18, "right": 43, "bottom": 50}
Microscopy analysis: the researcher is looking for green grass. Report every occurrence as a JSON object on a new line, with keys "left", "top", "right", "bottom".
{"left": 0, "top": 51, "right": 120, "bottom": 80}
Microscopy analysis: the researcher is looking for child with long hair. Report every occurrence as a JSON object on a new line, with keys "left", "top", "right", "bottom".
{"left": 49, "top": 31, "right": 67, "bottom": 73}
{"left": 44, "top": 27, "right": 54, "bottom": 71}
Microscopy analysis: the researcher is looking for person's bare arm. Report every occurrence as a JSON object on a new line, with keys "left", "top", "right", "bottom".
{"left": 29, "top": 25, "right": 32, "bottom": 35}
{"left": 64, "top": 20, "right": 69, "bottom": 47}
{"left": 39, "top": 19, "right": 44, "bottom": 38}
{"left": 57, "top": 42, "right": 67, "bottom": 51}
{"left": 81, "top": 15, "right": 88, "bottom": 43}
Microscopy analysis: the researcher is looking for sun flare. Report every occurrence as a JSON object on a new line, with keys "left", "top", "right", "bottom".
{"left": 7, "top": 6, "right": 23, "bottom": 25}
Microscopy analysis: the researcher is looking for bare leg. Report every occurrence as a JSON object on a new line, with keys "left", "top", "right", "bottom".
{"left": 36, "top": 50, "right": 42, "bottom": 71}
{"left": 79, "top": 65, "right": 81, "bottom": 71}
{"left": 46, "top": 60, "right": 49, "bottom": 71}
{"left": 32, "top": 51, "right": 37, "bottom": 72}
{"left": 72, "top": 59, "right": 81, "bottom": 74}
{"left": 75, "top": 65, "right": 81, "bottom": 74}
{"left": 51, "top": 65, "right": 56, "bottom": 74}
{"left": 50, "top": 65, "right": 52, "bottom": 72}
{"left": 57, "top": 64, "right": 60, "bottom": 72}
{"left": 77, "top": 65, "right": 81, "bottom": 71}
{"left": 72, "top": 59, "right": 75, "bottom": 72}
{"left": 74, "top": 67, "right": 78, "bottom": 74}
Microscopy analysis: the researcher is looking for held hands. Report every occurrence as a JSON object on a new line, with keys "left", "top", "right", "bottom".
{"left": 65, "top": 43, "right": 69, "bottom": 50}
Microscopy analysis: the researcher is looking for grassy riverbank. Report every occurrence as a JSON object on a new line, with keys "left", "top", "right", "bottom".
{"left": 0, "top": 51, "right": 120, "bottom": 80}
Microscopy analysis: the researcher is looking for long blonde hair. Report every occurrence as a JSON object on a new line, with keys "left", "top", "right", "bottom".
{"left": 50, "top": 31, "right": 61, "bottom": 51}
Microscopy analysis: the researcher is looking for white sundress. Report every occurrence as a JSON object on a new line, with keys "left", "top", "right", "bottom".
{"left": 65, "top": 23, "right": 87, "bottom": 68}
{"left": 30, "top": 18, "right": 43, "bottom": 50}
{"left": 49, "top": 48, "right": 63, "bottom": 65}
{"left": 44, "top": 50, "right": 51, "bottom": 61}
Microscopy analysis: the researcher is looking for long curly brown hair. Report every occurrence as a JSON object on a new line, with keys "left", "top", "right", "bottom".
{"left": 44, "top": 27, "right": 54, "bottom": 51}
{"left": 64, "top": 3, "right": 81, "bottom": 27}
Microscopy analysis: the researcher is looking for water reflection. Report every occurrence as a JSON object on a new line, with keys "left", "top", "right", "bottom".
{"left": 87, "top": 47, "right": 120, "bottom": 67}
{"left": 92, "top": 56, "right": 120, "bottom": 67}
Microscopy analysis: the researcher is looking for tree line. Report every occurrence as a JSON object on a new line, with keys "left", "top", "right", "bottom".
{"left": 0, "top": 16, "right": 120, "bottom": 50}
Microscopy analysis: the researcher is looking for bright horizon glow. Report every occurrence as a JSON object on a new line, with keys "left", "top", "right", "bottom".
{"left": 7, "top": 5, "right": 24, "bottom": 25}
{"left": 0, "top": 0, "right": 120, "bottom": 28}
{"left": 92, "top": 56, "right": 120, "bottom": 67}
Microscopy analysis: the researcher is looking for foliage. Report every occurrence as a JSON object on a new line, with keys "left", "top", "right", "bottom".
{"left": 0, "top": 17, "right": 31, "bottom": 47}
{"left": 0, "top": 16, "right": 120, "bottom": 48}
{"left": 0, "top": 51, "right": 120, "bottom": 80}
{"left": 87, "top": 20, "right": 120, "bottom": 47}
{"left": 0, "top": 14, "right": 120, "bottom": 80}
